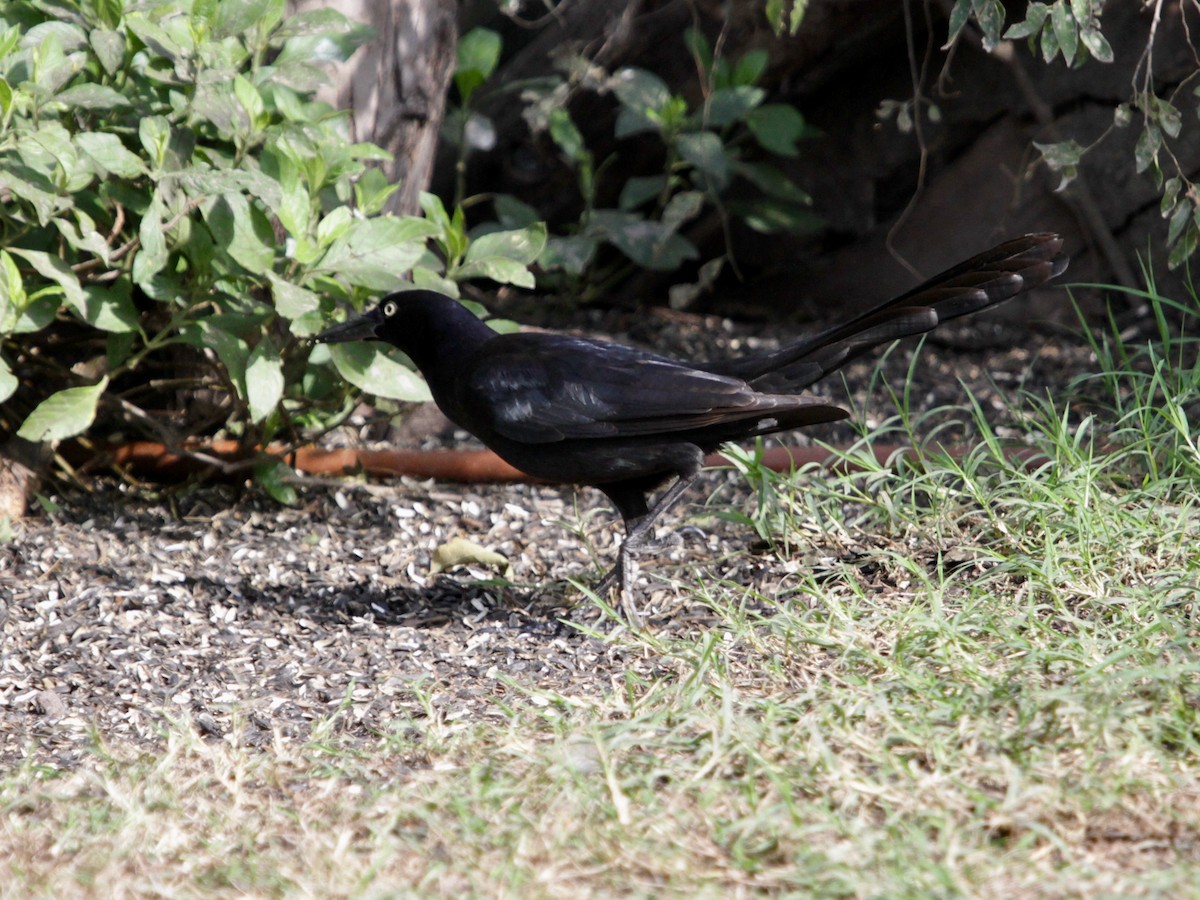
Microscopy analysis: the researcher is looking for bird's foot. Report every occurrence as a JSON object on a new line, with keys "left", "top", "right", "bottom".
{"left": 593, "top": 552, "right": 643, "bottom": 629}
{"left": 593, "top": 527, "right": 706, "bottom": 627}
{"left": 618, "top": 553, "right": 643, "bottom": 630}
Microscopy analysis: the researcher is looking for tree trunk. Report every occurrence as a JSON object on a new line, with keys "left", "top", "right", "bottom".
{"left": 291, "top": 0, "right": 458, "bottom": 215}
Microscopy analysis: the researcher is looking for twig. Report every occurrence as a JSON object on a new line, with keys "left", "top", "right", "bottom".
{"left": 71, "top": 196, "right": 206, "bottom": 275}
{"left": 886, "top": 0, "right": 935, "bottom": 279}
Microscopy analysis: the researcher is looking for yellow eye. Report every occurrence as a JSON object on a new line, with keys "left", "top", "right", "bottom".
{"left": 383, "top": 301, "right": 398, "bottom": 317}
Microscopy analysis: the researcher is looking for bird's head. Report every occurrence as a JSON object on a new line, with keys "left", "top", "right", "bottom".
{"left": 315, "top": 290, "right": 496, "bottom": 367}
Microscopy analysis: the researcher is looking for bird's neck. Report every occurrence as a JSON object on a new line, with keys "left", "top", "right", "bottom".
{"left": 402, "top": 302, "right": 498, "bottom": 381}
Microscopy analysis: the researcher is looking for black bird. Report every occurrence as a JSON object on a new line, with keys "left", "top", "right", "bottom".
{"left": 317, "top": 233, "right": 1068, "bottom": 625}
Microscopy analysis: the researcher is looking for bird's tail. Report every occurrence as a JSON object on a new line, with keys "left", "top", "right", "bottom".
{"left": 703, "top": 233, "right": 1068, "bottom": 392}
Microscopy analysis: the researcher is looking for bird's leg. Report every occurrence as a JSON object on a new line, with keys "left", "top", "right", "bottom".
{"left": 598, "top": 470, "right": 701, "bottom": 626}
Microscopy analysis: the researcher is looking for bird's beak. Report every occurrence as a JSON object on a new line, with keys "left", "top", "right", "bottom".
{"left": 315, "top": 308, "right": 382, "bottom": 344}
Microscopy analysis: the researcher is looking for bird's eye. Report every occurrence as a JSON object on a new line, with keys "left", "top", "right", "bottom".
{"left": 383, "top": 301, "right": 398, "bottom": 317}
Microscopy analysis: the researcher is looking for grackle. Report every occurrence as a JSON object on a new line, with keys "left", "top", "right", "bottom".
{"left": 317, "top": 233, "right": 1068, "bottom": 625}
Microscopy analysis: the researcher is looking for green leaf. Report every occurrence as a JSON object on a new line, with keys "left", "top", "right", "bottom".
{"left": 0, "top": 167, "right": 64, "bottom": 225}
{"left": 180, "top": 168, "right": 282, "bottom": 212}
{"left": 330, "top": 343, "right": 432, "bottom": 402}
{"left": 214, "top": 0, "right": 282, "bottom": 39}
{"left": 124, "top": 13, "right": 187, "bottom": 63}
{"left": 590, "top": 210, "right": 699, "bottom": 271}
{"left": 233, "top": 73, "right": 266, "bottom": 129}
{"left": 668, "top": 256, "right": 724, "bottom": 310}
{"left": 493, "top": 194, "right": 540, "bottom": 228}
{"left": 139, "top": 116, "right": 170, "bottom": 169}
{"left": 183, "top": 320, "right": 250, "bottom": 394}
{"left": 18, "top": 379, "right": 109, "bottom": 442}
{"left": 676, "top": 131, "right": 729, "bottom": 185}
{"left": 1040, "top": 17, "right": 1061, "bottom": 62}
{"left": 410, "top": 265, "right": 459, "bottom": 295}
{"left": 0, "top": 249, "right": 23, "bottom": 307}
{"left": 1161, "top": 177, "right": 1182, "bottom": 217}
{"left": 254, "top": 457, "right": 299, "bottom": 505}
{"left": 618, "top": 175, "right": 668, "bottom": 210}
{"left": 611, "top": 67, "right": 672, "bottom": 117}
{"left": 1050, "top": 1, "right": 1078, "bottom": 63}
{"left": 1004, "top": 3, "right": 1049, "bottom": 39}
{"left": 267, "top": 272, "right": 321, "bottom": 321}
{"left": 81, "top": 285, "right": 139, "bottom": 333}
{"left": 90, "top": 28, "right": 126, "bottom": 74}
{"left": 1078, "top": 24, "right": 1113, "bottom": 63}
{"left": 745, "top": 103, "right": 808, "bottom": 157}
{"left": 706, "top": 86, "right": 765, "bottom": 127}
{"left": 419, "top": 192, "right": 452, "bottom": 232}
{"left": 0, "top": 23, "right": 20, "bottom": 60}
{"left": 684, "top": 28, "right": 713, "bottom": 75}
{"left": 733, "top": 160, "right": 812, "bottom": 204}
{"left": 455, "top": 257, "right": 535, "bottom": 288}
{"left": 457, "top": 223, "right": 546, "bottom": 287}
{"left": 12, "top": 296, "right": 59, "bottom": 334}
{"left": 1154, "top": 98, "right": 1182, "bottom": 139}
{"left": 548, "top": 108, "right": 587, "bottom": 163}
{"left": 0, "top": 354, "right": 16, "bottom": 404}
{"left": 54, "top": 210, "right": 111, "bottom": 263}
{"left": 614, "top": 106, "right": 660, "bottom": 139}
{"left": 316, "top": 205, "right": 354, "bottom": 248}
{"left": 23, "top": 21, "right": 88, "bottom": 53}
{"left": 456, "top": 28, "right": 502, "bottom": 102}
{"left": 789, "top": 2, "right": 809, "bottom": 37}
{"left": 319, "top": 216, "right": 440, "bottom": 290}
{"left": 464, "top": 223, "right": 547, "bottom": 266}
{"left": 0, "top": 249, "right": 58, "bottom": 334}
{"left": 733, "top": 50, "right": 769, "bottom": 87}
{"left": 1167, "top": 198, "right": 1192, "bottom": 247}
{"left": 75, "top": 132, "right": 146, "bottom": 178}
{"left": 540, "top": 236, "right": 597, "bottom": 275}
{"left": 133, "top": 195, "right": 169, "bottom": 285}
{"left": 246, "top": 336, "right": 284, "bottom": 423}
{"left": 55, "top": 84, "right": 130, "bottom": 109}
{"left": 1134, "top": 125, "right": 1161, "bottom": 174}
{"left": 276, "top": 157, "right": 311, "bottom": 238}
{"left": 206, "top": 193, "right": 276, "bottom": 275}
{"left": 8, "top": 248, "right": 86, "bottom": 315}
{"left": 943, "top": 0, "right": 973, "bottom": 49}
{"left": 661, "top": 191, "right": 705, "bottom": 232}
{"left": 274, "top": 7, "right": 358, "bottom": 39}
{"left": 1033, "top": 138, "right": 1084, "bottom": 171}
{"left": 20, "top": 123, "right": 80, "bottom": 183}
{"left": 728, "top": 196, "right": 822, "bottom": 234}
{"left": 974, "top": 0, "right": 1005, "bottom": 52}
{"left": 0, "top": 77, "right": 11, "bottom": 126}
{"left": 352, "top": 167, "right": 398, "bottom": 217}
{"left": 1167, "top": 219, "right": 1199, "bottom": 270}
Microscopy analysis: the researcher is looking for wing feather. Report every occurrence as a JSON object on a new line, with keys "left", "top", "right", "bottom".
{"left": 461, "top": 334, "right": 833, "bottom": 443}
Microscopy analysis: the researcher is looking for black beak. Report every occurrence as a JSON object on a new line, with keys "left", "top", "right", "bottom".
{"left": 315, "top": 307, "right": 383, "bottom": 344}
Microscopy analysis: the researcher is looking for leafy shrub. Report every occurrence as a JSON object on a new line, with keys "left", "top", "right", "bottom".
{"left": 449, "top": 26, "right": 818, "bottom": 305}
{"left": 0, "top": 0, "right": 542, "bottom": 478}
{"left": 947, "top": 0, "right": 1198, "bottom": 269}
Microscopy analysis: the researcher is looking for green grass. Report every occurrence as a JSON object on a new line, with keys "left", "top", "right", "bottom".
{"left": 5, "top": 282, "right": 1200, "bottom": 896}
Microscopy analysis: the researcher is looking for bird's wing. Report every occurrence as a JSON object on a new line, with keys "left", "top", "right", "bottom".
{"left": 461, "top": 334, "right": 830, "bottom": 443}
